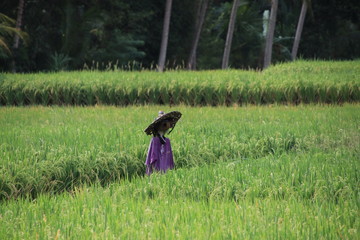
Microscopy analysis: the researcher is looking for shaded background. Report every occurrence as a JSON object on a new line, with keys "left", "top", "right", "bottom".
{"left": 1, "top": 0, "right": 359, "bottom": 72}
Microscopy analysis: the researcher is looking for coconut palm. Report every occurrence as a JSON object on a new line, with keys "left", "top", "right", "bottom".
{"left": 263, "top": 0, "right": 278, "bottom": 69}
{"left": 158, "top": 0, "right": 173, "bottom": 72}
{"left": 222, "top": 0, "right": 240, "bottom": 69}
{"left": 291, "top": 0, "right": 310, "bottom": 60}
{"left": 0, "top": 13, "right": 27, "bottom": 56}
{"left": 187, "top": 0, "right": 209, "bottom": 70}
{"left": 11, "top": 0, "right": 25, "bottom": 72}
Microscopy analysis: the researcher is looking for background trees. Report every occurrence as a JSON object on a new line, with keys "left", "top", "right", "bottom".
{"left": 291, "top": 0, "right": 309, "bottom": 61}
{"left": 187, "top": 0, "right": 209, "bottom": 70}
{"left": 0, "top": 0, "right": 359, "bottom": 72}
{"left": 0, "top": 13, "right": 26, "bottom": 58}
{"left": 263, "top": 0, "right": 278, "bottom": 69}
{"left": 158, "top": 0, "right": 173, "bottom": 72}
{"left": 222, "top": 0, "right": 240, "bottom": 69}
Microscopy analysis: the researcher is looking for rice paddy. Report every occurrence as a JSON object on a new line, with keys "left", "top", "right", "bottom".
{"left": 1, "top": 104, "right": 359, "bottom": 200}
{"left": 0, "top": 104, "right": 359, "bottom": 239}
{"left": 1, "top": 60, "right": 359, "bottom": 106}
{"left": 1, "top": 61, "right": 359, "bottom": 239}
{"left": 1, "top": 153, "right": 358, "bottom": 239}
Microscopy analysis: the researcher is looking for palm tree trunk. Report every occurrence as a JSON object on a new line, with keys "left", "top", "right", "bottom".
{"left": 158, "top": 0, "right": 173, "bottom": 72}
{"left": 263, "top": 0, "right": 278, "bottom": 69}
{"left": 11, "top": 0, "right": 25, "bottom": 73}
{"left": 187, "top": 0, "right": 209, "bottom": 70}
{"left": 222, "top": 0, "right": 240, "bottom": 69}
{"left": 291, "top": 0, "right": 308, "bottom": 61}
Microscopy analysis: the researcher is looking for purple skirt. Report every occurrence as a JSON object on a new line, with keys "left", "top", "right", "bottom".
{"left": 145, "top": 137, "right": 174, "bottom": 175}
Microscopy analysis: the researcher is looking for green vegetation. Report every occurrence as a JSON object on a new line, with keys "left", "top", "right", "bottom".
{"left": 0, "top": 143, "right": 359, "bottom": 238}
{"left": 1, "top": 104, "right": 359, "bottom": 201}
{"left": 2, "top": 0, "right": 360, "bottom": 71}
{"left": 1, "top": 60, "right": 359, "bottom": 106}
{"left": 1, "top": 59, "right": 359, "bottom": 238}
{"left": 2, "top": 0, "right": 359, "bottom": 236}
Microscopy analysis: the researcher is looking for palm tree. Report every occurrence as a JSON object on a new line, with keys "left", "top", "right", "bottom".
{"left": 11, "top": 0, "right": 25, "bottom": 72}
{"left": 0, "top": 13, "right": 26, "bottom": 56}
{"left": 158, "top": 0, "right": 173, "bottom": 72}
{"left": 291, "top": 0, "right": 309, "bottom": 60}
{"left": 187, "top": 0, "right": 209, "bottom": 70}
{"left": 222, "top": 0, "right": 240, "bottom": 69}
{"left": 263, "top": 0, "right": 278, "bottom": 69}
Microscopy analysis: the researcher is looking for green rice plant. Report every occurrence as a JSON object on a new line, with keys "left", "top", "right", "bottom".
{"left": 126, "top": 86, "right": 138, "bottom": 105}
{"left": 60, "top": 85, "right": 72, "bottom": 105}
{"left": 172, "top": 84, "right": 187, "bottom": 105}
{"left": 2, "top": 82, "right": 15, "bottom": 105}
{"left": 113, "top": 86, "right": 126, "bottom": 106}
{"left": 83, "top": 85, "right": 95, "bottom": 105}
{"left": 0, "top": 150, "right": 358, "bottom": 239}
{"left": 0, "top": 104, "right": 359, "bottom": 200}
{"left": 136, "top": 86, "right": 147, "bottom": 105}
{"left": 159, "top": 85, "right": 170, "bottom": 105}
{"left": 214, "top": 84, "right": 227, "bottom": 106}
{"left": 1, "top": 60, "right": 359, "bottom": 106}
{"left": 49, "top": 82, "right": 60, "bottom": 105}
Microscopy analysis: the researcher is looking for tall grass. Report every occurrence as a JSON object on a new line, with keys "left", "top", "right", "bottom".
{"left": 0, "top": 60, "right": 359, "bottom": 106}
{"left": 0, "top": 105, "right": 358, "bottom": 200}
{"left": 0, "top": 152, "right": 358, "bottom": 239}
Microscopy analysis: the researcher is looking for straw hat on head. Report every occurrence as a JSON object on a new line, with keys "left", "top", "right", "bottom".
{"left": 144, "top": 111, "right": 182, "bottom": 136}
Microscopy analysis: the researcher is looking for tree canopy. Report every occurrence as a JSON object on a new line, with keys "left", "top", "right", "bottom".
{"left": 0, "top": 0, "right": 359, "bottom": 72}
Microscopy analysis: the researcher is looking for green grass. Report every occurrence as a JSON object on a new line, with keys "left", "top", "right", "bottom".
{"left": 0, "top": 152, "right": 358, "bottom": 239}
{"left": 1, "top": 61, "right": 359, "bottom": 239}
{"left": 0, "top": 105, "right": 359, "bottom": 200}
{"left": 0, "top": 104, "right": 359, "bottom": 239}
{"left": 1, "top": 60, "right": 359, "bottom": 106}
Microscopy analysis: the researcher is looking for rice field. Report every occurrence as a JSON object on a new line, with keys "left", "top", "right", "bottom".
{"left": 1, "top": 61, "right": 359, "bottom": 239}
{"left": 1, "top": 60, "right": 359, "bottom": 106}
{"left": 0, "top": 152, "right": 358, "bottom": 239}
{"left": 0, "top": 104, "right": 359, "bottom": 239}
{"left": 1, "top": 105, "right": 359, "bottom": 201}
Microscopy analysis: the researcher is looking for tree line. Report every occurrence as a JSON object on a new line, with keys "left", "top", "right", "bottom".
{"left": 1, "top": 0, "right": 359, "bottom": 72}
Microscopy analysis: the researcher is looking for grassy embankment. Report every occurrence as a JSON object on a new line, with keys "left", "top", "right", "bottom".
{"left": 1, "top": 60, "right": 359, "bottom": 106}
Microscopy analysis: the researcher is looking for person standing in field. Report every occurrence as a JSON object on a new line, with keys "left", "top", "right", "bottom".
{"left": 144, "top": 111, "right": 182, "bottom": 175}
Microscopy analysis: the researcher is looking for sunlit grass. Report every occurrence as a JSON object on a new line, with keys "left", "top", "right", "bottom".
{"left": 1, "top": 60, "right": 359, "bottom": 106}
{"left": 0, "top": 103, "right": 359, "bottom": 239}
{"left": 0, "top": 104, "right": 359, "bottom": 200}
{"left": 0, "top": 152, "right": 358, "bottom": 239}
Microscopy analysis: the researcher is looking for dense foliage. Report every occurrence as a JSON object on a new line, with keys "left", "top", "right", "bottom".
{"left": 1, "top": 0, "right": 359, "bottom": 72}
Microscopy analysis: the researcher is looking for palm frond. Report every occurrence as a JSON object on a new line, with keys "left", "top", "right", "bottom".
{"left": 0, "top": 25, "right": 29, "bottom": 44}
{"left": 0, "top": 37, "right": 11, "bottom": 55}
{"left": 0, "top": 13, "right": 16, "bottom": 25}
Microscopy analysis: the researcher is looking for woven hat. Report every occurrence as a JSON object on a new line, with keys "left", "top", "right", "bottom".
{"left": 144, "top": 111, "right": 182, "bottom": 136}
